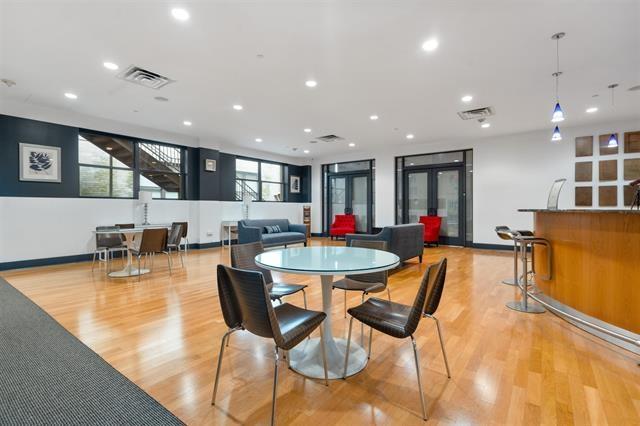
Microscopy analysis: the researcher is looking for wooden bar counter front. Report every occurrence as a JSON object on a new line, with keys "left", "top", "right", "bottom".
{"left": 519, "top": 209, "right": 640, "bottom": 349}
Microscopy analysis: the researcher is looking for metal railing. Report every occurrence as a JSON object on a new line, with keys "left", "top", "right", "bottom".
{"left": 235, "top": 179, "right": 259, "bottom": 201}
{"left": 139, "top": 143, "right": 181, "bottom": 173}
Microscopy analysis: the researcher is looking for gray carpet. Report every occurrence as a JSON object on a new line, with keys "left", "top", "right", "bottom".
{"left": 0, "top": 277, "right": 184, "bottom": 425}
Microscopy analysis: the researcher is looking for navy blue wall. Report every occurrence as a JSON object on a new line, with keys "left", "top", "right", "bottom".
{"left": 0, "top": 115, "right": 80, "bottom": 197}
{"left": 0, "top": 114, "right": 311, "bottom": 203}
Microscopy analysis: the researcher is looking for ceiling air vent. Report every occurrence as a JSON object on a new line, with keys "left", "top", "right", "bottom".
{"left": 117, "top": 65, "right": 174, "bottom": 90}
{"left": 457, "top": 106, "right": 495, "bottom": 120}
{"left": 316, "top": 135, "right": 344, "bottom": 143}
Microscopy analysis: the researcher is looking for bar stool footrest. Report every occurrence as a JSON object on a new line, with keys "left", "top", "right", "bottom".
{"left": 506, "top": 300, "right": 545, "bottom": 314}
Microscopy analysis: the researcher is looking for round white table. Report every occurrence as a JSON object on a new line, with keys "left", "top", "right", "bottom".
{"left": 94, "top": 225, "right": 170, "bottom": 278}
{"left": 255, "top": 246, "right": 400, "bottom": 379}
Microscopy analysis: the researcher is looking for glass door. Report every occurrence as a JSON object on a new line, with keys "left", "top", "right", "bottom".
{"left": 328, "top": 173, "right": 371, "bottom": 234}
{"left": 404, "top": 166, "right": 464, "bottom": 245}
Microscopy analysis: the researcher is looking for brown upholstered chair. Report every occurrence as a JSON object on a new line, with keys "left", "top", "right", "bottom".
{"left": 129, "top": 228, "right": 171, "bottom": 281}
{"left": 230, "top": 241, "right": 308, "bottom": 307}
{"left": 332, "top": 239, "right": 390, "bottom": 318}
{"left": 343, "top": 258, "right": 449, "bottom": 421}
{"left": 92, "top": 226, "right": 127, "bottom": 272}
{"left": 211, "top": 265, "right": 328, "bottom": 425}
{"left": 166, "top": 223, "right": 184, "bottom": 268}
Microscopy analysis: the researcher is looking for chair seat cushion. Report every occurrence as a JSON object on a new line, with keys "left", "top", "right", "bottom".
{"left": 347, "top": 298, "right": 412, "bottom": 339}
{"left": 332, "top": 278, "right": 385, "bottom": 293}
{"left": 270, "top": 282, "right": 307, "bottom": 299}
{"left": 262, "top": 232, "right": 306, "bottom": 246}
{"left": 274, "top": 303, "right": 326, "bottom": 350}
{"left": 329, "top": 227, "right": 353, "bottom": 235}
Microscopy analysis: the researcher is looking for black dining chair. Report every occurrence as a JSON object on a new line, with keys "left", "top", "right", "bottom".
{"left": 211, "top": 265, "right": 328, "bottom": 425}
{"left": 92, "top": 226, "right": 127, "bottom": 272}
{"left": 343, "top": 258, "right": 449, "bottom": 421}
{"left": 166, "top": 222, "right": 184, "bottom": 268}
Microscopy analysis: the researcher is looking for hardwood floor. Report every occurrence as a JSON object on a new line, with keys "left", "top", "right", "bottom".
{"left": 2, "top": 238, "right": 639, "bottom": 425}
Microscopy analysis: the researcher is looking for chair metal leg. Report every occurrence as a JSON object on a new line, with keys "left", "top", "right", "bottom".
{"left": 211, "top": 329, "right": 236, "bottom": 405}
{"left": 271, "top": 346, "right": 279, "bottom": 426}
{"left": 343, "top": 316, "right": 354, "bottom": 378}
{"left": 368, "top": 327, "right": 373, "bottom": 359}
{"left": 138, "top": 256, "right": 141, "bottom": 282}
{"left": 91, "top": 250, "right": 97, "bottom": 271}
{"left": 427, "top": 315, "right": 451, "bottom": 378}
{"left": 319, "top": 326, "right": 329, "bottom": 386}
{"left": 343, "top": 291, "right": 347, "bottom": 318}
{"left": 387, "top": 287, "right": 391, "bottom": 302}
{"left": 410, "top": 335, "right": 427, "bottom": 421}
{"left": 165, "top": 252, "right": 172, "bottom": 275}
{"left": 360, "top": 292, "right": 365, "bottom": 345}
{"left": 178, "top": 249, "right": 184, "bottom": 268}
{"left": 302, "top": 289, "right": 308, "bottom": 309}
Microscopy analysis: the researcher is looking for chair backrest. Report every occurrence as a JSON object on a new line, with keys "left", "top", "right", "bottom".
{"left": 216, "top": 264, "right": 242, "bottom": 329}
{"left": 495, "top": 226, "right": 514, "bottom": 241}
{"left": 346, "top": 239, "right": 388, "bottom": 285}
{"left": 419, "top": 216, "right": 442, "bottom": 228}
{"left": 404, "top": 258, "right": 447, "bottom": 336}
{"left": 167, "top": 223, "right": 183, "bottom": 246}
{"left": 220, "top": 265, "right": 284, "bottom": 344}
{"left": 138, "top": 228, "right": 168, "bottom": 253}
{"left": 334, "top": 214, "right": 355, "bottom": 226}
{"left": 423, "top": 258, "right": 447, "bottom": 316}
{"left": 172, "top": 221, "right": 188, "bottom": 238}
{"left": 95, "top": 226, "right": 122, "bottom": 248}
{"left": 230, "top": 241, "right": 274, "bottom": 285}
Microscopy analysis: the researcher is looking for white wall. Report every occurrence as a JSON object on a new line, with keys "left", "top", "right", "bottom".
{"left": 311, "top": 118, "right": 640, "bottom": 245}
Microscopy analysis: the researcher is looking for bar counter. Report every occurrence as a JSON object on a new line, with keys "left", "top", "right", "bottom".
{"left": 518, "top": 209, "right": 640, "bottom": 352}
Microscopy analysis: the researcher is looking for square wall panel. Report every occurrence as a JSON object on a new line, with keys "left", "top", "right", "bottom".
{"left": 598, "top": 186, "right": 617, "bottom": 207}
{"left": 575, "top": 161, "right": 592, "bottom": 182}
{"left": 575, "top": 187, "right": 592, "bottom": 207}
{"left": 575, "top": 136, "right": 594, "bottom": 157}
{"left": 598, "top": 160, "right": 617, "bottom": 181}
{"left": 624, "top": 131, "right": 640, "bottom": 153}
{"left": 599, "top": 133, "right": 619, "bottom": 155}
{"left": 624, "top": 158, "right": 640, "bottom": 181}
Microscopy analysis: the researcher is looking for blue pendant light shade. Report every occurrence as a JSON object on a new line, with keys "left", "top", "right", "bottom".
{"left": 607, "top": 133, "right": 618, "bottom": 148}
{"left": 551, "top": 102, "right": 565, "bottom": 122}
{"left": 551, "top": 126, "right": 562, "bottom": 142}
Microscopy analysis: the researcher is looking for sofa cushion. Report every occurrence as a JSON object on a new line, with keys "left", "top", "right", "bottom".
{"left": 264, "top": 225, "right": 282, "bottom": 234}
{"left": 243, "top": 219, "right": 290, "bottom": 233}
{"left": 262, "top": 232, "right": 306, "bottom": 246}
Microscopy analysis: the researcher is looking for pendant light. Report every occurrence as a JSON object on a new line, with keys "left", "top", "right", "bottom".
{"left": 607, "top": 83, "right": 619, "bottom": 148}
{"left": 550, "top": 32, "right": 566, "bottom": 123}
{"left": 552, "top": 125, "right": 562, "bottom": 142}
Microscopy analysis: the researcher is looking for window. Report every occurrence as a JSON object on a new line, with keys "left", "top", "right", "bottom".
{"left": 235, "top": 158, "right": 284, "bottom": 201}
{"left": 138, "top": 142, "right": 183, "bottom": 199}
{"left": 78, "top": 133, "right": 134, "bottom": 198}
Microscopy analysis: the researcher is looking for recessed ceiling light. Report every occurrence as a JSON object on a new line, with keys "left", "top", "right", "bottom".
{"left": 406, "top": 134, "right": 414, "bottom": 140}
{"left": 171, "top": 8, "right": 189, "bottom": 21}
{"left": 64, "top": 92, "right": 77, "bottom": 99}
{"left": 303, "top": 149, "right": 310, "bottom": 154}
{"left": 106, "top": 146, "right": 113, "bottom": 151}
{"left": 233, "top": 104, "right": 243, "bottom": 110}
{"left": 304, "top": 128, "right": 311, "bottom": 133}
{"left": 255, "top": 138, "right": 262, "bottom": 142}
{"left": 348, "top": 143, "right": 356, "bottom": 147}
{"left": 154, "top": 96, "right": 169, "bottom": 102}
{"left": 305, "top": 80, "right": 317, "bottom": 88}
{"left": 421, "top": 38, "right": 439, "bottom": 52}
{"left": 369, "top": 115, "right": 379, "bottom": 120}
{"left": 586, "top": 107, "right": 598, "bottom": 113}
{"left": 461, "top": 95, "right": 473, "bottom": 103}
{"left": 183, "top": 120, "right": 192, "bottom": 126}
{"left": 103, "top": 62, "right": 119, "bottom": 71}
{"left": 481, "top": 122, "right": 491, "bottom": 128}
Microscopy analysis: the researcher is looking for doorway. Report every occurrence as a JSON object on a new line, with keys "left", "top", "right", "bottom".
{"left": 328, "top": 173, "right": 371, "bottom": 233}
{"left": 403, "top": 166, "right": 464, "bottom": 246}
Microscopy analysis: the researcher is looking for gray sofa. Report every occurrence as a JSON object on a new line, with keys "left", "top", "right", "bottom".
{"left": 346, "top": 224, "right": 424, "bottom": 263}
{"left": 237, "top": 219, "right": 307, "bottom": 248}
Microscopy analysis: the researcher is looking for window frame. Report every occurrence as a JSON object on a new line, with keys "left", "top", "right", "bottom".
{"left": 235, "top": 156, "right": 285, "bottom": 202}
{"left": 77, "top": 129, "right": 187, "bottom": 200}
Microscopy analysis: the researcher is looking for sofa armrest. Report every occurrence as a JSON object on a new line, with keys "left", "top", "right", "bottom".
{"left": 237, "top": 222, "right": 262, "bottom": 244}
{"left": 289, "top": 223, "right": 307, "bottom": 236}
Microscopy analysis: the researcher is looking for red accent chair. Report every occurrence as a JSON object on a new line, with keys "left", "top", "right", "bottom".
{"left": 329, "top": 214, "right": 356, "bottom": 240}
{"left": 418, "top": 216, "right": 441, "bottom": 246}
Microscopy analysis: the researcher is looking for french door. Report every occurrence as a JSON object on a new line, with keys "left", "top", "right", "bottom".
{"left": 403, "top": 166, "right": 464, "bottom": 245}
{"left": 328, "top": 173, "right": 371, "bottom": 233}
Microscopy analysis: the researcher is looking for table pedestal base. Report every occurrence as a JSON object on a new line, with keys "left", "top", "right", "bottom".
{"left": 108, "top": 265, "right": 150, "bottom": 278}
{"left": 288, "top": 337, "right": 368, "bottom": 379}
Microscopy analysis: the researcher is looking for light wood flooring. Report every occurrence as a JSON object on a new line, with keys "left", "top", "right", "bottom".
{"left": 2, "top": 238, "right": 639, "bottom": 425}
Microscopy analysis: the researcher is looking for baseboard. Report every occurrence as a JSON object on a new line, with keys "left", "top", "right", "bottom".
{"left": 311, "top": 232, "right": 325, "bottom": 237}
{"left": 471, "top": 242, "right": 513, "bottom": 251}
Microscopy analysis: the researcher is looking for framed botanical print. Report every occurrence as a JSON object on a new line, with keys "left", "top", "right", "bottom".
{"left": 19, "top": 143, "right": 61, "bottom": 183}
{"left": 204, "top": 158, "right": 217, "bottom": 172}
{"left": 290, "top": 175, "right": 301, "bottom": 193}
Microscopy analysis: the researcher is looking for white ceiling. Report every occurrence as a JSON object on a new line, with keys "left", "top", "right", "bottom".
{"left": 1, "top": 0, "right": 639, "bottom": 158}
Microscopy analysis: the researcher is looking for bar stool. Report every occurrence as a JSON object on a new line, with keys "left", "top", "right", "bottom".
{"left": 494, "top": 226, "right": 534, "bottom": 286}
{"left": 505, "top": 235, "right": 551, "bottom": 314}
